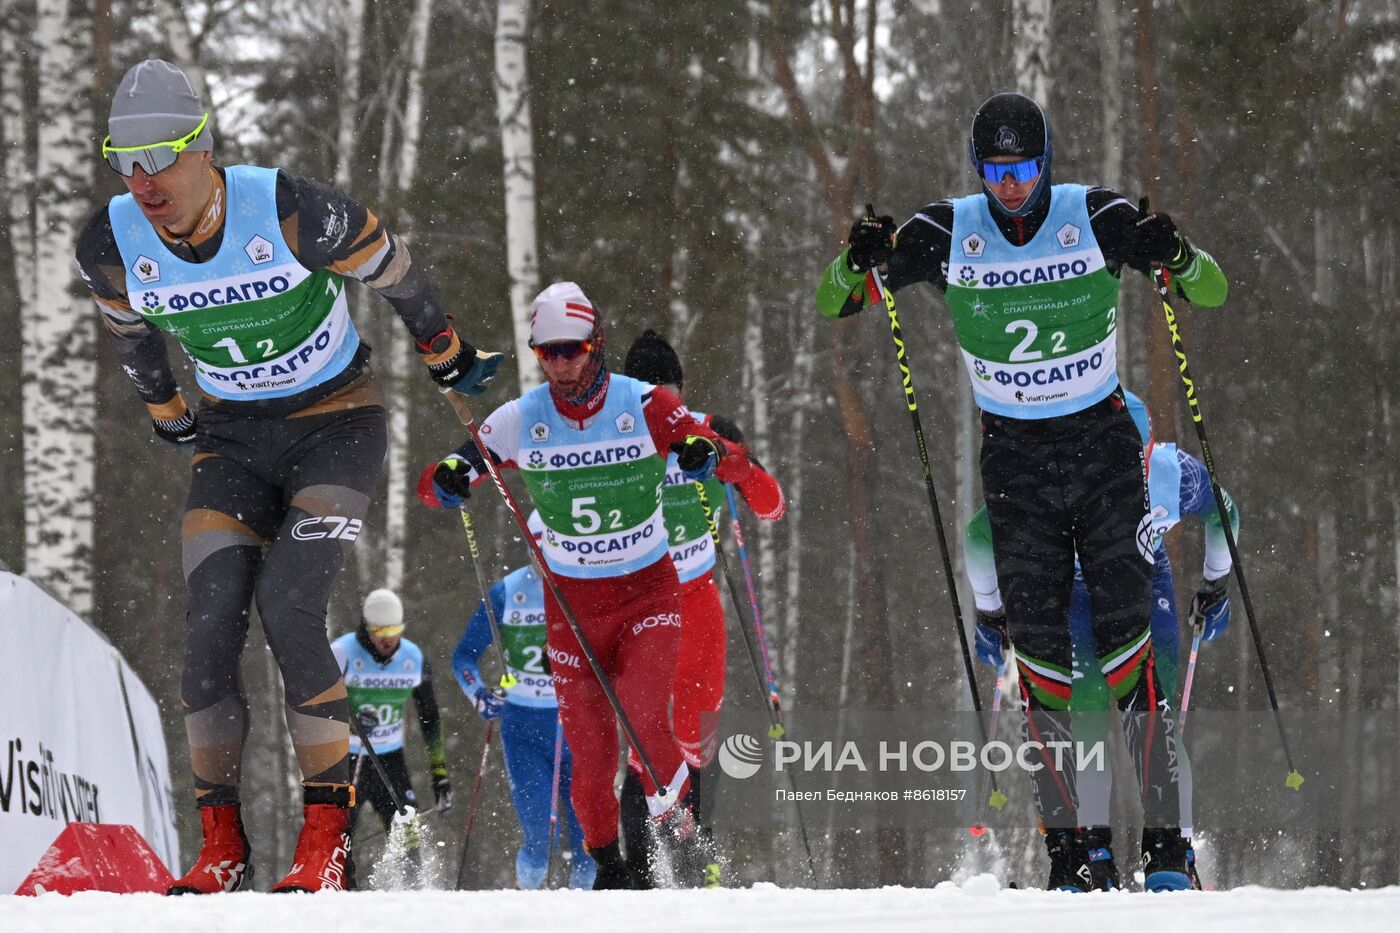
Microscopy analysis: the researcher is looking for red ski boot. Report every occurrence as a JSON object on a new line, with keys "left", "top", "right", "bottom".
{"left": 271, "top": 803, "right": 354, "bottom": 892}
{"left": 167, "top": 804, "right": 254, "bottom": 895}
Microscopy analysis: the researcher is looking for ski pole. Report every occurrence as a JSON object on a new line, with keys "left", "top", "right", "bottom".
{"left": 438, "top": 390, "right": 671, "bottom": 799}
{"left": 969, "top": 653, "right": 1014, "bottom": 838}
{"left": 1150, "top": 265, "right": 1302, "bottom": 790}
{"left": 694, "top": 480, "right": 817, "bottom": 882}
{"left": 548, "top": 719, "right": 564, "bottom": 858}
{"left": 454, "top": 720, "right": 496, "bottom": 890}
{"left": 1177, "top": 617, "right": 1205, "bottom": 740}
{"left": 350, "top": 711, "right": 409, "bottom": 816}
{"left": 864, "top": 241, "right": 1000, "bottom": 809}
{"left": 459, "top": 505, "right": 519, "bottom": 690}
{"left": 723, "top": 484, "right": 782, "bottom": 717}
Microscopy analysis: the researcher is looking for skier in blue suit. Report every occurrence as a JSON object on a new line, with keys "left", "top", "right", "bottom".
{"left": 453, "top": 511, "right": 596, "bottom": 889}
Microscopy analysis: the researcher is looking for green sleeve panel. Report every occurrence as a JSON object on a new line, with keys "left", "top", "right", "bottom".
{"left": 963, "top": 506, "right": 1003, "bottom": 613}
{"left": 815, "top": 250, "right": 867, "bottom": 319}
{"left": 1172, "top": 244, "right": 1228, "bottom": 308}
{"left": 1201, "top": 485, "right": 1241, "bottom": 582}
{"left": 412, "top": 673, "right": 447, "bottom": 772}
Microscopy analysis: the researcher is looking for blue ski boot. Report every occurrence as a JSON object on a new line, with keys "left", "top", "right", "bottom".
{"left": 1143, "top": 827, "right": 1194, "bottom": 892}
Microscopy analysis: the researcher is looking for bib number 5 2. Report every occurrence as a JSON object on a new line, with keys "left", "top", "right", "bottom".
{"left": 570, "top": 497, "right": 624, "bottom": 534}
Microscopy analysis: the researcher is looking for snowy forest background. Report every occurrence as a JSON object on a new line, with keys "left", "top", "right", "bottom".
{"left": 1, "top": 0, "right": 1397, "bottom": 890}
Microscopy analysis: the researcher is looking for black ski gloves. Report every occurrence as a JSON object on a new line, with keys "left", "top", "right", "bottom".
{"left": 847, "top": 210, "right": 896, "bottom": 272}
{"left": 1127, "top": 198, "right": 1195, "bottom": 272}
{"left": 417, "top": 325, "right": 505, "bottom": 396}
{"left": 1188, "top": 575, "right": 1232, "bottom": 643}
{"left": 431, "top": 458, "right": 474, "bottom": 505}
{"left": 672, "top": 435, "right": 723, "bottom": 482}
{"left": 152, "top": 409, "right": 197, "bottom": 446}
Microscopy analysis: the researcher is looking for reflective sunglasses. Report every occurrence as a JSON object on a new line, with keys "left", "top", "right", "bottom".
{"left": 977, "top": 157, "right": 1043, "bottom": 184}
{"left": 532, "top": 340, "right": 593, "bottom": 362}
{"left": 102, "top": 112, "right": 209, "bottom": 177}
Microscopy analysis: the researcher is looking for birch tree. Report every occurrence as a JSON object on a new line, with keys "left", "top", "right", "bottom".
{"left": 21, "top": 0, "right": 95, "bottom": 615}
{"left": 768, "top": 0, "right": 905, "bottom": 884}
{"left": 1097, "top": 0, "right": 1130, "bottom": 377}
{"left": 334, "top": 0, "right": 366, "bottom": 190}
{"left": 151, "top": 0, "right": 209, "bottom": 102}
{"left": 379, "top": 0, "right": 435, "bottom": 591}
{"left": 1097, "top": 0, "right": 1124, "bottom": 191}
{"left": 1012, "top": 0, "right": 1052, "bottom": 103}
{"left": 495, "top": 0, "right": 541, "bottom": 391}
{"left": 1, "top": 1, "right": 34, "bottom": 309}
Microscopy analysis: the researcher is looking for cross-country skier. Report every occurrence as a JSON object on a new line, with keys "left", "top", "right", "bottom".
{"left": 75, "top": 60, "right": 501, "bottom": 894}
{"left": 331, "top": 590, "right": 453, "bottom": 837}
{"left": 452, "top": 511, "right": 597, "bottom": 889}
{"left": 814, "top": 91, "right": 1228, "bottom": 891}
{"left": 418, "top": 282, "right": 758, "bottom": 888}
{"left": 965, "top": 390, "right": 1239, "bottom": 890}
{"left": 617, "top": 329, "right": 786, "bottom": 887}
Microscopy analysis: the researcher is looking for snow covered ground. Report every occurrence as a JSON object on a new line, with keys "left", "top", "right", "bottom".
{"left": 3, "top": 878, "right": 1398, "bottom": 933}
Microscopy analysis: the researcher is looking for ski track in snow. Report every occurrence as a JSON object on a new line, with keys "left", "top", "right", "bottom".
{"left": 2, "top": 879, "right": 1398, "bottom": 932}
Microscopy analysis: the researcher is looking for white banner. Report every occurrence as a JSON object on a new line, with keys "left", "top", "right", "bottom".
{"left": 0, "top": 572, "right": 178, "bottom": 893}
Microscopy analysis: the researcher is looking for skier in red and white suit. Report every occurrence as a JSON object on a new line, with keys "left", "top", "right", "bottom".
{"left": 419, "top": 284, "right": 759, "bottom": 888}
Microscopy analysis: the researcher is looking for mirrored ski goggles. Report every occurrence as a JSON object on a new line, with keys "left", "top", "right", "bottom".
{"left": 102, "top": 113, "right": 209, "bottom": 177}
{"left": 977, "top": 156, "right": 1043, "bottom": 184}
{"left": 531, "top": 339, "right": 593, "bottom": 362}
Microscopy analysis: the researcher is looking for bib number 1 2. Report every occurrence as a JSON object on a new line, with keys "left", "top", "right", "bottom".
{"left": 214, "top": 336, "right": 278, "bottom": 364}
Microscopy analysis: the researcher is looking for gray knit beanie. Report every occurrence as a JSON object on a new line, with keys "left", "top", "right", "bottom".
{"left": 108, "top": 59, "right": 213, "bottom": 150}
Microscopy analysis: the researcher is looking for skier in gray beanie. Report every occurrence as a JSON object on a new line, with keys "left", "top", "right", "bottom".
{"left": 75, "top": 57, "right": 503, "bottom": 896}
{"left": 106, "top": 58, "right": 213, "bottom": 153}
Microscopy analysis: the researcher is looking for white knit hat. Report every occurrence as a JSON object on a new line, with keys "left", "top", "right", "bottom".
{"left": 362, "top": 589, "right": 404, "bottom": 635}
{"left": 529, "top": 282, "right": 597, "bottom": 344}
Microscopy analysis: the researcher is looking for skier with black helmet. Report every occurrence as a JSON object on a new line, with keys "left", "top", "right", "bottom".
{"left": 813, "top": 91, "right": 1228, "bottom": 892}
{"left": 618, "top": 329, "right": 785, "bottom": 887}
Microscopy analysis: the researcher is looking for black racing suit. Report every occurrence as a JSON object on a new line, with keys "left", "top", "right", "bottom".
{"left": 845, "top": 189, "right": 1192, "bottom": 830}
{"left": 75, "top": 167, "right": 454, "bottom": 808}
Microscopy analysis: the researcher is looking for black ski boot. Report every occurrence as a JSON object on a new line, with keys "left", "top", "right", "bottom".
{"left": 1044, "top": 828, "right": 1092, "bottom": 892}
{"left": 1082, "top": 826, "right": 1120, "bottom": 891}
{"left": 685, "top": 764, "right": 723, "bottom": 889}
{"left": 650, "top": 802, "right": 714, "bottom": 889}
{"left": 589, "top": 839, "right": 639, "bottom": 890}
{"left": 1142, "top": 826, "right": 1194, "bottom": 892}
{"left": 619, "top": 768, "right": 655, "bottom": 889}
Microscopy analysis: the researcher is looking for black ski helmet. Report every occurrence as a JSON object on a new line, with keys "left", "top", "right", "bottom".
{"left": 624, "top": 329, "right": 684, "bottom": 390}
{"left": 968, "top": 91, "right": 1054, "bottom": 219}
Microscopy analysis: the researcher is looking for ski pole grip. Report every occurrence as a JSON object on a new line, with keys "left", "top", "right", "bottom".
{"left": 440, "top": 386, "right": 476, "bottom": 427}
